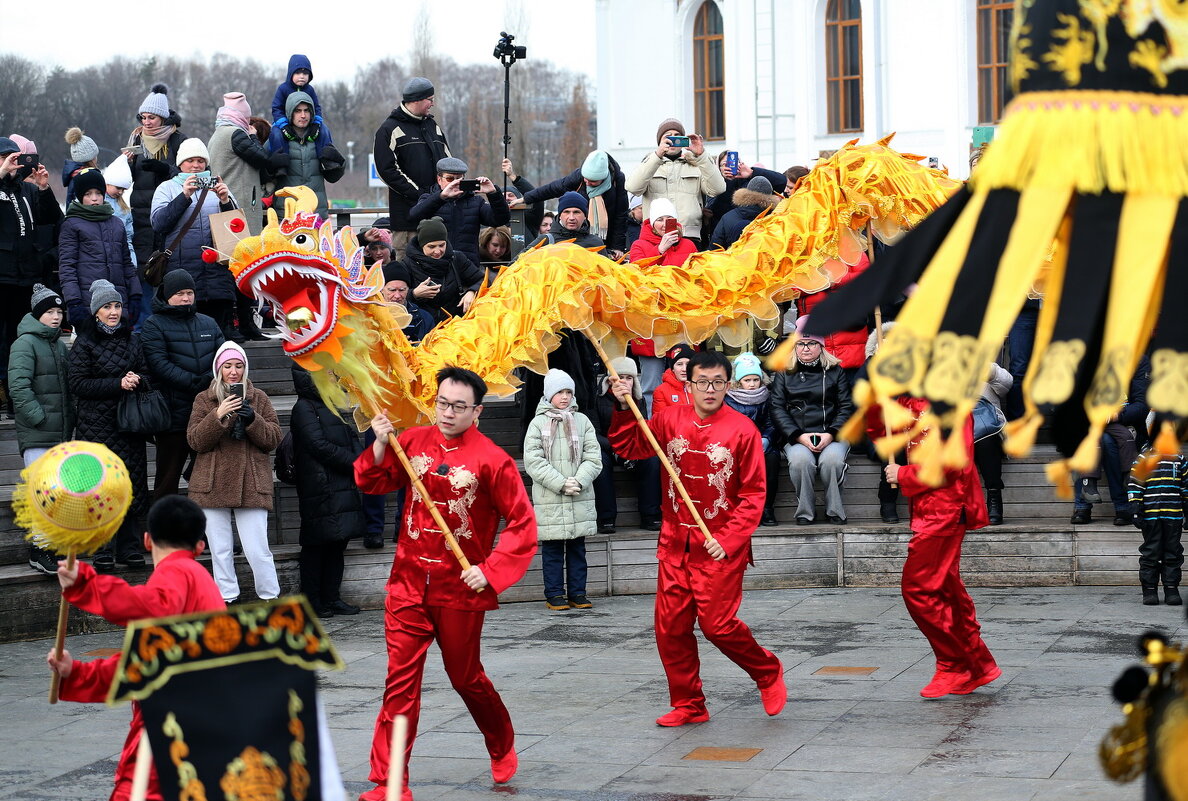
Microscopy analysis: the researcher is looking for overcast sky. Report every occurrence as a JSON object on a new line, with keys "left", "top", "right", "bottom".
{"left": 0, "top": 0, "right": 595, "bottom": 85}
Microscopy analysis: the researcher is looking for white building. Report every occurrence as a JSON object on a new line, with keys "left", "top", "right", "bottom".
{"left": 595, "top": 0, "right": 1012, "bottom": 181}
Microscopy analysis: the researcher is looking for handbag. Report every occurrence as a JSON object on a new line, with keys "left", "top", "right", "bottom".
{"left": 143, "top": 187, "right": 210, "bottom": 286}
{"left": 972, "top": 396, "right": 1007, "bottom": 442}
{"left": 208, "top": 208, "right": 249, "bottom": 264}
{"left": 274, "top": 430, "right": 298, "bottom": 485}
{"left": 117, "top": 378, "right": 171, "bottom": 435}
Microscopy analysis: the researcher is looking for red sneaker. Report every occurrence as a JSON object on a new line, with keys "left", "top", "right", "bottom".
{"left": 359, "top": 785, "right": 411, "bottom": 801}
{"left": 951, "top": 664, "right": 1003, "bottom": 695}
{"left": 759, "top": 663, "right": 787, "bottom": 716}
{"left": 919, "top": 669, "right": 971, "bottom": 698}
{"left": 491, "top": 750, "right": 518, "bottom": 783}
{"left": 655, "top": 707, "right": 710, "bottom": 727}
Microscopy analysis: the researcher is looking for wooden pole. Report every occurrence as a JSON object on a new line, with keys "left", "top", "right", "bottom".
{"left": 129, "top": 731, "right": 153, "bottom": 801}
{"left": 582, "top": 332, "right": 715, "bottom": 546}
{"left": 867, "top": 223, "right": 897, "bottom": 488}
{"left": 386, "top": 714, "right": 409, "bottom": 801}
{"left": 360, "top": 401, "right": 479, "bottom": 590}
{"left": 48, "top": 548, "right": 76, "bottom": 704}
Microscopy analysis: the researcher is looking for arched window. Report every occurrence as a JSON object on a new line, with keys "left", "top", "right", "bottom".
{"left": 976, "top": 0, "right": 1014, "bottom": 123}
{"left": 694, "top": 2, "right": 726, "bottom": 141}
{"left": 825, "top": 0, "right": 863, "bottom": 134}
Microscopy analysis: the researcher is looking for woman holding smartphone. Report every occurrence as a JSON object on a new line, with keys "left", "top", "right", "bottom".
{"left": 770, "top": 317, "right": 855, "bottom": 525}
{"left": 627, "top": 198, "right": 698, "bottom": 266}
{"left": 186, "top": 341, "right": 283, "bottom": 603}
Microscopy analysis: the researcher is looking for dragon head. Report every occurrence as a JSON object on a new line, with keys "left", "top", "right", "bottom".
{"left": 229, "top": 187, "right": 386, "bottom": 368}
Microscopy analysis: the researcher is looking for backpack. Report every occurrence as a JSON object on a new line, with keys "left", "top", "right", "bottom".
{"left": 274, "top": 431, "right": 297, "bottom": 484}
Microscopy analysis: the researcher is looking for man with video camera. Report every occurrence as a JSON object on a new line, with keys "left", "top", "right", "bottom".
{"left": 408, "top": 157, "right": 510, "bottom": 271}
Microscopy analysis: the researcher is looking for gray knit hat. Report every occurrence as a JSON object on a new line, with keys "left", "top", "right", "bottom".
{"left": 88, "top": 279, "right": 123, "bottom": 315}
{"left": 30, "top": 283, "right": 63, "bottom": 318}
{"left": 436, "top": 156, "right": 468, "bottom": 175}
{"left": 542, "top": 369, "right": 575, "bottom": 403}
{"left": 402, "top": 77, "right": 435, "bottom": 103}
{"left": 138, "top": 84, "right": 170, "bottom": 119}
{"left": 746, "top": 175, "right": 774, "bottom": 196}
{"left": 65, "top": 127, "right": 99, "bottom": 163}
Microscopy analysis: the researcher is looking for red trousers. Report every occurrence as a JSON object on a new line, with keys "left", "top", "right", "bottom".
{"left": 901, "top": 522, "right": 995, "bottom": 674}
{"left": 366, "top": 598, "right": 514, "bottom": 790}
{"left": 655, "top": 558, "right": 782, "bottom": 713}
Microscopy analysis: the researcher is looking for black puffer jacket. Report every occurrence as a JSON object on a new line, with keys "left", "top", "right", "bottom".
{"left": 127, "top": 124, "right": 185, "bottom": 266}
{"left": 399, "top": 235, "right": 485, "bottom": 322}
{"left": 770, "top": 360, "right": 855, "bottom": 443}
{"left": 522, "top": 156, "right": 629, "bottom": 253}
{"left": 706, "top": 167, "right": 787, "bottom": 240}
{"left": 58, "top": 214, "right": 142, "bottom": 313}
{"left": 139, "top": 286, "right": 224, "bottom": 432}
{"left": 408, "top": 186, "right": 511, "bottom": 269}
{"left": 0, "top": 176, "right": 62, "bottom": 286}
{"left": 290, "top": 366, "right": 365, "bottom": 545}
{"left": 373, "top": 105, "right": 451, "bottom": 232}
{"left": 67, "top": 319, "right": 150, "bottom": 517}
{"left": 528, "top": 217, "right": 606, "bottom": 250}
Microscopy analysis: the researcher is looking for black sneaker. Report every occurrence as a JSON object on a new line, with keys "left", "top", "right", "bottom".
{"left": 641, "top": 519, "right": 662, "bottom": 532}
{"left": 760, "top": 509, "right": 778, "bottom": 527}
{"left": 1079, "top": 477, "right": 1102, "bottom": 504}
{"left": 545, "top": 596, "right": 570, "bottom": 610}
{"left": 569, "top": 595, "right": 593, "bottom": 609}
{"left": 117, "top": 552, "right": 146, "bottom": 568}
{"left": 1114, "top": 511, "right": 1133, "bottom": 526}
{"left": 363, "top": 534, "right": 385, "bottom": 549}
{"left": 93, "top": 553, "right": 116, "bottom": 573}
{"left": 1070, "top": 508, "right": 1092, "bottom": 525}
{"left": 312, "top": 604, "right": 335, "bottom": 619}
{"left": 598, "top": 522, "right": 615, "bottom": 534}
{"left": 327, "top": 599, "right": 361, "bottom": 615}
{"left": 28, "top": 548, "right": 58, "bottom": 575}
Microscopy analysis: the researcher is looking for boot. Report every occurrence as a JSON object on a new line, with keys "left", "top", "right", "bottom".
{"left": 762, "top": 451, "right": 779, "bottom": 527}
{"left": 1143, "top": 585, "right": 1160, "bottom": 606}
{"left": 1165, "top": 585, "right": 1182, "bottom": 606}
{"left": 879, "top": 501, "right": 899, "bottom": 524}
{"left": 986, "top": 489, "right": 1003, "bottom": 525}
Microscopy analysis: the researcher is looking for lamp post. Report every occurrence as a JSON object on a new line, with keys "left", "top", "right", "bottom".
{"left": 346, "top": 141, "right": 356, "bottom": 173}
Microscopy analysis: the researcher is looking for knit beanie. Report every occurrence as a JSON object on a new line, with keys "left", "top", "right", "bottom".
{"left": 436, "top": 156, "right": 468, "bottom": 175}
{"left": 794, "top": 315, "right": 825, "bottom": 344}
{"left": 103, "top": 154, "right": 133, "bottom": 190}
{"left": 72, "top": 168, "right": 107, "bottom": 200}
{"left": 0, "top": 137, "right": 19, "bottom": 157}
{"left": 65, "top": 127, "right": 99, "bottom": 163}
{"left": 542, "top": 368, "right": 575, "bottom": 402}
{"left": 8, "top": 134, "right": 36, "bottom": 154}
{"left": 175, "top": 138, "right": 210, "bottom": 166}
{"left": 138, "top": 84, "right": 170, "bottom": 119}
{"left": 557, "top": 191, "right": 588, "bottom": 216}
{"left": 88, "top": 279, "right": 123, "bottom": 314}
{"left": 417, "top": 217, "right": 449, "bottom": 246}
{"left": 580, "top": 150, "right": 610, "bottom": 182}
{"left": 732, "top": 352, "right": 763, "bottom": 382}
{"left": 213, "top": 341, "right": 249, "bottom": 381}
{"left": 746, "top": 175, "right": 774, "bottom": 196}
{"left": 220, "top": 92, "right": 251, "bottom": 118}
{"left": 648, "top": 197, "right": 679, "bottom": 223}
{"left": 162, "top": 269, "right": 196, "bottom": 299}
{"left": 666, "top": 343, "right": 696, "bottom": 368}
{"left": 656, "top": 118, "right": 686, "bottom": 144}
{"left": 628, "top": 194, "right": 643, "bottom": 211}
{"left": 403, "top": 77, "right": 435, "bottom": 103}
{"left": 30, "top": 283, "right": 63, "bottom": 318}
{"left": 382, "top": 262, "right": 411, "bottom": 285}
{"left": 370, "top": 227, "right": 393, "bottom": 246}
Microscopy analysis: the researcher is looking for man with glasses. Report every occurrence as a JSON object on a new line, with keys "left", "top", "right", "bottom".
{"left": 609, "top": 350, "right": 786, "bottom": 727}
{"left": 353, "top": 366, "right": 538, "bottom": 801}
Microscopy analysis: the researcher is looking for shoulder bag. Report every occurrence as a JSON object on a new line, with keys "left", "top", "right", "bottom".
{"left": 143, "top": 187, "right": 210, "bottom": 286}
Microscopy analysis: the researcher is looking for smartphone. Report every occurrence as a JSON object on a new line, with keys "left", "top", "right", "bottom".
{"left": 458, "top": 179, "right": 481, "bottom": 193}
{"left": 229, "top": 383, "right": 245, "bottom": 399}
{"left": 122, "top": 144, "right": 145, "bottom": 157}
{"left": 663, "top": 218, "right": 681, "bottom": 235}
{"left": 724, "top": 150, "right": 739, "bottom": 175}
{"left": 667, "top": 135, "right": 691, "bottom": 148}
{"left": 16, "top": 153, "right": 38, "bottom": 170}
{"left": 808, "top": 433, "right": 823, "bottom": 448}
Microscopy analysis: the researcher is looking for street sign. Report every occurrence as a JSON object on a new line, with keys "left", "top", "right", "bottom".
{"left": 368, "top": 154, "right": 385, "bottom": 189}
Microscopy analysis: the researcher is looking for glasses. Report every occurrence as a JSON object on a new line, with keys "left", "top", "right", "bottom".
{"left": 689, "top": 379, "right": 729, "bottom": 391}
{"left": 435, "top": 398, "right": 478, "bottom": 414}
{"left": 795, "top": 341, "right": 821, "bottom": 349}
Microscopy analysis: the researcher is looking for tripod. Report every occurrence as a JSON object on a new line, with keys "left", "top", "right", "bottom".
{"left": 494, "top": 32, "right": 526, "bottom": 192}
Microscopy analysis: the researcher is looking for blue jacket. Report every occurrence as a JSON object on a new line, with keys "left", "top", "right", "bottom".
{"left": 707, "top": 167, "right": 787, "bottom": 242}
{"left": 58, "top": 212, "right": 142, "bottom": 317}
{"left": 404, "top": 298, "right": 435, "bottom": 343}
{"left": 271, "top": 54, "right": 322, "bottom": 123}
{"left": 139, "top": 286, "right": 225, "bottom": 432}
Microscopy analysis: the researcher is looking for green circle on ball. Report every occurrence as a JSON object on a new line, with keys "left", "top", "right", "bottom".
{"left": 60, "top": 453, "right": 104, "bottom": 493}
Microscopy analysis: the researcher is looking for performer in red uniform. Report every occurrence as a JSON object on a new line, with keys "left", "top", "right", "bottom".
{"left": 610, "top": 350, "right": 786, "bottom": 726}
{"left": 355, "top": 366, "right": 537, "bottom": 801}
{"left": 45, "top": 496, "right": 225, "bottom": 801}
{"left": 875, "top": 397, "right": 1001, "bottom": 698}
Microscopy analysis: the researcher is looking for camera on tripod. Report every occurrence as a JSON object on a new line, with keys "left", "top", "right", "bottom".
{"left": 493, "top": 32, "right": 527, "bottom": 63}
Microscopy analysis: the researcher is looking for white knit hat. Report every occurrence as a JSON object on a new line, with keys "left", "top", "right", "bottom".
{"left": 103, "top": 154, "right": 133, "bottom": 190}
{"left": 649, "top": 197, "right": 679, "bottom": 223}
{"left": 176, "top": 138, "right": 210, "bottom": 166}
{"left": 542, "top": 369, "right": 575, "bottom": 403}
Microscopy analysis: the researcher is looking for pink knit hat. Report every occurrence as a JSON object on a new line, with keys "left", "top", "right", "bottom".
{"left": 221, "top": 92, "right": 251, "bottom": 118}
{"left": 212, "top": 342, "right": 249, "bottom": 380}
{"left": 8, "top": 134, "right": 36, "bottom": 154}
{"left": 795, "top": 315, "right": 825, "bottom": 344}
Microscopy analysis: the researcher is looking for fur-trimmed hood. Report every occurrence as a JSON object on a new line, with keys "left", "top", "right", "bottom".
{"left": 731, "top": 187, "right": 780, "bottom": 209}
{"left": 865, "top": 321, "right": 896, "bottom": 359}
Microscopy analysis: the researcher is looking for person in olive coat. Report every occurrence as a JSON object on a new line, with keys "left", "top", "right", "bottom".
{"left": 290, "top": 365, "right": 365, "bottom": 618}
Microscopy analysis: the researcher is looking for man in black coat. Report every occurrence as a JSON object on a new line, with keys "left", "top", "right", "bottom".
{"left": 520, "top": 150, "right": 629, "bottom": 259}
{"left": 373, "top": 78, "right": 451, "bottom": 252}
{"left": 0, "top": 139, "right": 62, "bottom": 390}
{"left": 139, "top": 269, "right": 224, "bottom": 500}
{"left": 408, "top": 157, "right": 510, "bottom": 270}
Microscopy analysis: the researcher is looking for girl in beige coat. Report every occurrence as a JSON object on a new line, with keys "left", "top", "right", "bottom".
{"left": 187, "top": 341, "right": 282, "bottom": 601}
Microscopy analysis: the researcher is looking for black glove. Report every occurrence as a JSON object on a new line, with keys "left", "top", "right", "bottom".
{"left": 320, "top": 144, "right": 343, "bottom": 166}
{"left": 269, "top": 151, "right": 290, "bottom": 171}
{"left": 1131, "top": 501, "right": 1144, "bottom": 529}
{"left": 236, "top": 406, "right": 256, "bottom": 425}
{"left": 757, "top": 335, "right": 782, "bottom": 356}
{"left": 140, "top": 157, "right": 169, "bottom": 176}
{"left": 67, "top": 301, "right": 89, "bottom": 326}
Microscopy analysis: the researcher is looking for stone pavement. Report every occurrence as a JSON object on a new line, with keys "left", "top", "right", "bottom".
{"left": 2, "top": 586, "right": 1184, "bottom": 801}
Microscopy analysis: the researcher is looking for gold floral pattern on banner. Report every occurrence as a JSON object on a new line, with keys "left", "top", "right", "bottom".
{"left": 220, "top": 746, "right": 285, "bottom": 801}
{"left": 163, "top": 712, "right": 208, "bottom": 801}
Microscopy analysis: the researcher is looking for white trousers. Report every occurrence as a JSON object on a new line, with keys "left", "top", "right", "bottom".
{"left": 203, "top": 507, "right": 279, "bottom": 601}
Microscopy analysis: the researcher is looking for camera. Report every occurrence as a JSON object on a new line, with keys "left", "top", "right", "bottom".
{"left": 193, "top": 175, "right": 219, "bottom": 190}
{"left": 458, "top": 179, "right": 481, "bottom": 194}
{"left": 493, "top": 31, "right": 527, "bottom": 63}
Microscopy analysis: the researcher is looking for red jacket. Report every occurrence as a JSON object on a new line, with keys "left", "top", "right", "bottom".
{"left": 866, "top": 397, "right": 989, "bottom": 534}
{"left": 60, "top": 551, "right": 225, "bottom": 801}
{"left": 628, "top": 222, "right": 699, "bottom": 358}
{"left": 796, "top": 253, "right": 871, "bottom": 368}
{"left": 651, "top": 368, "right": 691, "bottom": 416}
{"left": 610, "top": 403, "right": 765, "bottom": 573}
{"left": 354, "top": 423, "right": 538, "bottom": 610}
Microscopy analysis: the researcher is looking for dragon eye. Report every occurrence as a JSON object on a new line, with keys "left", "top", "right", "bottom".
{"left": 292, "top": 233, "right": 316, "bottom": 252}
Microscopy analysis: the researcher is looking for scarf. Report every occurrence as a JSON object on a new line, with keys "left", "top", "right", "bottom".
{"left": 215, "top": 107, "right": 250, "bottom": 132}
{"left": 129, "top": 125, "right": 178, "bottom": 159}
{"left": 728, "top": 385, "right": 769, "bottom": 406}
{"left": 97, "top": 319, "right": 123, "bottom": 335}
{"left": 541, "top": 407, "right": 580, "bottom": 463}
{"left": 65, "top": 201, "right": 114, "bottom": 222}
{"left": 588, "top": 193, "right": 608, "bottom": 242}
